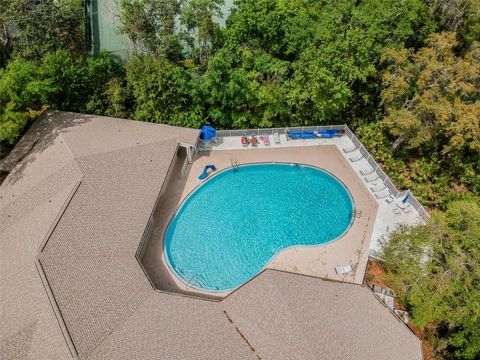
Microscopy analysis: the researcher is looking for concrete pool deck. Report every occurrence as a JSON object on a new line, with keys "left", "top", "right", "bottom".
{"left": 141, "top": 145, "right": 379, "bottom": 296}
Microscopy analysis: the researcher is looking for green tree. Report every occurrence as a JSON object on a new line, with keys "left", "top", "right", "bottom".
{"left": 181, "top": 0, "right": 225, "bottom": 67}
{"left": 380, "top": 32, "right": 480, "bottom": 199}
{"left": 102, "top": 78, "right": 130, "bottom": 119}
{"left": 382, "top": 198, "right": 480, "bottom": 359}
{"left": 0, "top": 51, "right": 125, "bottom": 149}
{"left": 33, "top": 50, "right": 124, "bottom": 114}
{"left": 3, "top": 0, "right": 84, "bottom": 60}
{"left": 205, "top": 0, "right": 434, "bottom": 125}
{"left": 0, "top": 59, "right": 41, "bottom": 148}
{"left": 126, "top": 54, "right": 203, "bottom": 126}
{"left": 118, "top": 0, "right": 182, "bottom": 60}
{"left": 0, "top": 0, "right": 13, "bottom": 67}
{"left": 201, "top": 47, "right": 291, "bottom": 128}
{"left": 428, "top": 0, "right": 480, "bottom": 47}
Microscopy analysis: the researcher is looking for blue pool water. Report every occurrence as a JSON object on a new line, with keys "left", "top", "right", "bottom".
{"left": 165, "top": 163, "right": 354, "bottom": 292}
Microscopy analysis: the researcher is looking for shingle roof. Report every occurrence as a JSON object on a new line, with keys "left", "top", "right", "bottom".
{"left": 0, "top": 111, "right": 422, "bottom": 360}
{"left": 223, "top": 270, "right": 423, "bottom": 360}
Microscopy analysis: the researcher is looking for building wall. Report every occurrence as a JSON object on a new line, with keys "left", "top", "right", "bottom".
{"left": 84, "top": 0, "right": 234, "bottom": 60}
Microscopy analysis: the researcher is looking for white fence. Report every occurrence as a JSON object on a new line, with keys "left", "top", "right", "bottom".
{"left": 216, "top": 124, "right": 430, "bottom": 222}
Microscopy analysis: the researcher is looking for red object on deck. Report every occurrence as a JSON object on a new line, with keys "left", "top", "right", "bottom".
{"left": 251, "top": 136, "right": 258, "bottom": 146}
{"left": 241, "top": 136, "right": 249, "bottom": 145}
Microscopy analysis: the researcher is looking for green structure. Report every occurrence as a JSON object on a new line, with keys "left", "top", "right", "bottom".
{"left": 83, "top": 0, "right": 234, "bottom": 60}
{"left": 84, "top": 0, "right": 131, "bottom": 59}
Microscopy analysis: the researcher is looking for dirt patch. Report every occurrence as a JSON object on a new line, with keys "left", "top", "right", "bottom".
{"left": 364, "top": 257, "right": 436, "bottom": 360}
{"left": 364, "top": 258, "right": 389, "bottom": 288}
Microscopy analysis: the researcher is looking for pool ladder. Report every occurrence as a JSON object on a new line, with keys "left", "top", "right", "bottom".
{"left": 231, "top": 158, "right": 239, "bottom": 169}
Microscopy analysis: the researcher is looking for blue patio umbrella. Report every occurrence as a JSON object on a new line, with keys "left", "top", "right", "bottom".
{"left": 402, "top": 192, "right": 410, "bottom": 204}
{"left": 199, "top": 125, "right": 217, "bottom": 141}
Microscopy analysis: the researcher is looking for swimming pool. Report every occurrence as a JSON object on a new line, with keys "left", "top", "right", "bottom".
{"left": 164, "top": 163, "right": 355, "bottom": 292}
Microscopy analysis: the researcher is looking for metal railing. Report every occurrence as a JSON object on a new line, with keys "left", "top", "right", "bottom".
{"left": 215, "top": 124, "right": 430, "bottom": 222}
{"left": 216, "top": 124, "right": 345, "bottom": 137}
{"left": 342, "top": 126, "right": 429, "bottom": 221}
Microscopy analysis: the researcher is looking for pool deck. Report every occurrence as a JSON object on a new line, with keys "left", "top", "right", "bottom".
{"left": 212, "top": 133, "right": 425, "bottom": 255}
{"left": 142, "top": 142, "right": 391, "bottom": 296}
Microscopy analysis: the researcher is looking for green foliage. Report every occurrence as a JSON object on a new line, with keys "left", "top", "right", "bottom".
{"left": 126, "top": 54, "right": 203, "bottom": 126}
{"left": 217, "top": 0, "right": 434, "bottom": 125}
{"left": 181, "top": 0, "right": 225, "bottom": 66}
{"left": 0, "top": 51, "right": 125, "bottom": 147}
{"left": 201, "top": 47, "right": 291, "bottom": 128}
{"left": 2, "top": 0, "right": 84, "bottom": 61}
{"left": 118, "top": 0, "right": 182, "bottom": 60}
{"left": 376, "top": 32, "right": 480, "bottom": 207}
{"left": 0, "top": 59, "right": 40, "bottom": 145}
{"left": 224, "top": 0, "right": 317, "bottom": 59}
{"left": 428, "top": 0, "right": 480, "bottom": 48}
{"left": 102, "top": 78, "right": 130, "bottom": 119}
{"left": 34, "top": 50, "right": 125, "bottom": 114}
{"left": 382, "top": 198, "right": 480, "bottom": 359}
{"left": 356, "top": 121, "right": 478, "bottom": 209}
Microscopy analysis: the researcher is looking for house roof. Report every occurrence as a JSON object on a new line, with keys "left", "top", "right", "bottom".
{"left": 0, "top": 111, "right": 422, "bottom": 360}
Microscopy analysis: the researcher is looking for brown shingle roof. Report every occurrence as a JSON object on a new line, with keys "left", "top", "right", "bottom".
{"left": 223, "top": 270, "right": 423, "bottom": 360}
{"left": 1, "top": 111, "right": 422, "bottom": 360}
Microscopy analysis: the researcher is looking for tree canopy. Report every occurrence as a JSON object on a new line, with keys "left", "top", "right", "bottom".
{"left": 382, "top": 198, "right": 480, "bottom": 359}
{"left": 1, "top": 0, "right": 84, "bottom": 61}
{"left": 373, "top": 32, "right": 480, "bottom": 207}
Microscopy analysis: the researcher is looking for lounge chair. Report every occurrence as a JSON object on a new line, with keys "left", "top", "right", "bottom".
{"left": 375, "top": 189, "right": 391, "bottom": 199}
{"left": 342, "top": 144, "right": 357, "bottom": 153}
{"left": 262, "top": 135, "right": 270, "bottom": 145}
{"left": 335, "top": 264, "right": 354, "bottom": 275}
{"left": 360, "top": 167, "right": 375, "bottom": 175}
{"left": 273, "top": 132, "right": 281, "bottom": 144}
{"left": 397, "top": 201, "right": 410, "bottom": 210}
{"left": 403, "top": 205, "right": 412, "bottom": 214}
{"left": 349, "top": 152, "right": 363, "bottom": 162}
{"left": 385, "top": 195, "right": 394, "bottom": 204}
{"left": 370, "top": 183, "right": 386, "bottom": 192}
{"left": 393, "top": 208, "right": 401, "bottom": 216}
{"left": 364, "top": 173, "right": 379, "bottom": 182}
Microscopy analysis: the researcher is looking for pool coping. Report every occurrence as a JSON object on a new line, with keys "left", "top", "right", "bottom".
{"left": 163, "top": 161, "right": 357, "bottom": 294}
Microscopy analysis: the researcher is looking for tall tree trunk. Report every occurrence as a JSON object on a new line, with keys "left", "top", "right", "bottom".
{"left": 390, "top": 136, "right": 403, "bottom": 153}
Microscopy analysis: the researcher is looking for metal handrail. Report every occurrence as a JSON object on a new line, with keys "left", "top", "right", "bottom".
{"left": 230, "top": 158, "right": 239, "bottom": 169}
{"left": 214, "top": 124, "right": 430, "bottom": 221}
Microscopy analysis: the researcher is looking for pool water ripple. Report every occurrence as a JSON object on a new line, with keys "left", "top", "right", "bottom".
{"left": 164, "top": 163, "right": 354, "bottom": 292}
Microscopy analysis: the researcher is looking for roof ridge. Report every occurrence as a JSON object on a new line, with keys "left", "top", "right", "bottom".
{"left": 72, "top": 136, "right": 180, "bottom": 162}
{"left": 45, "top": 111, "right": 197, "bottom": 159}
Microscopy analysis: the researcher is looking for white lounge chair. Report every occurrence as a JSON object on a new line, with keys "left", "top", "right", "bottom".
{"left": 360, "top": 167, "right": 375, "bottom": 175}
{"left": 342, "top": 144, "right": 357, "bottom": 153}
{"left": 335, "top": 264, "right": 354, "bottom": 275}
{"left": 403, "top": 205, "right": 412, "bottom": 213}
{"left": 397, "top": 201, "right": 410, "bottom": 210}
{"left": 364, "top": 173, "right": 379, "bottom": 182}
{"left": 370, "top": 183, "right": 386, "bottom": 192}
{"left": 393, "top": 208, "right": 401, "bottom": 216}
{"left": 385, "top": 195, "right": 394, "bottom": 204}
{"left": 349, "top": 152, "right": 363, "bottom": 162}
{"left": 375, "top": 189, "right": 391, "bottom": 199}
{"left": 273, "top": 132, "right": 281, "bottom": 144}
